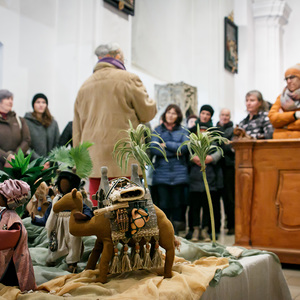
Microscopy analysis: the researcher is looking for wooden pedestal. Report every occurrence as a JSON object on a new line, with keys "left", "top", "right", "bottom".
{"left": 233, "top": 139, "right": 300, "bottom": 264}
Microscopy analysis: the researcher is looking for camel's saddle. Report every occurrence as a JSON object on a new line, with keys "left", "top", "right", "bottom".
{"left": 92, "top": 165, "right": 162, "bottom": 274}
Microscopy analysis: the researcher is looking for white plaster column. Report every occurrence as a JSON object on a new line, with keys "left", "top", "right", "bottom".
{"left": 252, "top": 0, "right": 291, "bottom": 102}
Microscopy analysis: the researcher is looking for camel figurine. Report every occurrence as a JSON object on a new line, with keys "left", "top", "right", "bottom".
{"left": 53, "top": 168, "right": 175, "bottom": 284}
{"left": 233, "top": 125, "right": 255, "bottom": 140}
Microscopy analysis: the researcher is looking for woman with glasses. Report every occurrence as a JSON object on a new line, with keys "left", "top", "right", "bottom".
{"left": 269, "top": 63, "right": 300, "bottom": 139}
{"left": 238, "top": 90, "right": 273, "bottom": 139}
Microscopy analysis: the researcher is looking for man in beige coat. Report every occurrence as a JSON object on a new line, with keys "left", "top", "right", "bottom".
{"left": 73, "top": 43, "right": 157, "bottom": 205}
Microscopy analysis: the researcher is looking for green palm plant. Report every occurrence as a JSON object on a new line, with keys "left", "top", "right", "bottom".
{"left": 113, "top": 120, "right": 167, "bottom": 189}
{"left": 49, "top": 141, "right": 94, "bottom": 179}
{"left": 178, "top": 125, "right": 228, "bottom": 244}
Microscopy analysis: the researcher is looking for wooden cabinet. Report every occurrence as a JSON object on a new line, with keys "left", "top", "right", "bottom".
{"left": 233, "top": 139, "right": 300, "bottom": 264}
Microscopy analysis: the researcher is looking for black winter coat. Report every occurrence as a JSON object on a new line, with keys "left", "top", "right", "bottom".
{"left": 216, "top": 121, "right": 235, "bottom": 167}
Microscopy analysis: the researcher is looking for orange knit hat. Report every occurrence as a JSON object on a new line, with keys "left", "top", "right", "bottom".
{"left": 285, "top": 63, "right": 300, "bottom": 79}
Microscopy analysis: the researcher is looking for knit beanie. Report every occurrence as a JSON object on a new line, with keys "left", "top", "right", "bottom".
{"left": 285, "top": 63, "right": 300, "bottom": 79}
{"left": 200, "top": 104, "right": 214, "bottom": 117}
{"left": 32, "top": 93, "right": 48, "bottom": 108}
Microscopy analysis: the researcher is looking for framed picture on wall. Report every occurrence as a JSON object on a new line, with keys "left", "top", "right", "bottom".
{"left": 224, "top": 17, "right": 238, "bottom": 74}
{"left": 104, "top": 0, "right": 135, "bottom": 16}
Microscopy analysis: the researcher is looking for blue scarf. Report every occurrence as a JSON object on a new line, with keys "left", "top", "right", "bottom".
{"left": 98, "top": 57, "right": 126, "bottom": 70}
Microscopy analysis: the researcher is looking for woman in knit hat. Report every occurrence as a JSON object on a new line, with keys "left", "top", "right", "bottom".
{"left": 0, "top": 89, "right": 31, "bottom": 170}
{"left": 238, "top": 90, "right": 273, "bottom": 139}
{"left": 187, "top": 104, "right": 223, "bottom": 242}
{"left": 268, "top": 63, "right": 300, "bottom": 139}
{"left": 24, "top": 93, "right": 60, "bottom": 160}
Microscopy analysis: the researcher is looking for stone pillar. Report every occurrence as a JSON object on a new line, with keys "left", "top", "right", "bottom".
{"left": 252, "top": 0, "right": 291, "bottom": 102}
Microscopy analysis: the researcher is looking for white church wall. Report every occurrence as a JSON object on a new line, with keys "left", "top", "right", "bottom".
{"left": 0, "top": 0, "right": 298, "bottom": 133}
{"left": 284, "top": 0, "right": 300, "bottom": 80}
{"left": 0, "top": 2, "right": 56, "bottom": 116}
{"left": 232, "top": 0, "right": 255, "bottom": 125}
{"left": 0, "top": 0, "right": 134, "bottom": 132}
{"left": 192, "top": 0, "right": 235, "bottom": 125}
{"left": 131, "top": 0, "right": 237, "bottom": 126}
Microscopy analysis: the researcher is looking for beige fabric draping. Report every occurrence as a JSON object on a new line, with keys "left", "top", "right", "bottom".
{"left": 0, "top": 256, "right": 229, "bottom": 300}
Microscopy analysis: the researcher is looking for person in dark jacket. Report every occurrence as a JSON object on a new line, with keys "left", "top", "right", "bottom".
{"left": 151, "top": 104, "right": 189, "bottom": 234}
{"left": 216, "top": 108, "right": 235, "bottom": 235}
{"left": 184, "top": 114, "right": 198, "bottom": 240}
{"left": 24, "top": 93, "right": 60, "bottom": 160}
{"left": 58, "top": 121, "right": 73, "bottom": 147}
{"left": 0, "top": 89, "right": 31, "bottom": 170}
{"left": 188, "top": 104, "right": 223, "bottom": 242}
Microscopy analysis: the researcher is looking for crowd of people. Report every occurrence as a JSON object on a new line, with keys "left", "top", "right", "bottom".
{"left": 0, "top": 90, "right": 72, "bottom": 170}
{"left": 0, "top": 43, "right": 299, "bottom": 244}
{"left": 148, "top": 62, "right": 300, "bottom": 241}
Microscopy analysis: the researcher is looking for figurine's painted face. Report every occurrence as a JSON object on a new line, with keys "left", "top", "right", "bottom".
{"left": 59, "top": 178, "right": 72, "bottom": 195}
{"left": 33, "top": 98, "right": 47, "bottom": 114}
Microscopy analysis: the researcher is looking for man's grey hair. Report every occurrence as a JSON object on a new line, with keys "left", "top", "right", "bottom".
{"left": 94, "top": 42, "right": 121, "bottom": 58}
{"left": 0, "top": 89, "right": 13, "bottom": 102}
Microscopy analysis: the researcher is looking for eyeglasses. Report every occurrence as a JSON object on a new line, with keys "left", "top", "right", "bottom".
{"left": 285, "top": 75, "right": 297, "bottom": 81}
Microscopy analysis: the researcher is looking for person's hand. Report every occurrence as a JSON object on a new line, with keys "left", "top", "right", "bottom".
{"left": 30, "top": 212, "right": 36, "bottom": 222}
{"left": 4, "top": 154, "right": 15, "bottom": 168}
{"left": 192, "top": 156, "right": 201, "bottom": 167}
{"left": 43, "top": 161, "right": 50, "bottom": 170}
{"left": 205, "top": 155, "right": 213, "bottom": 164}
